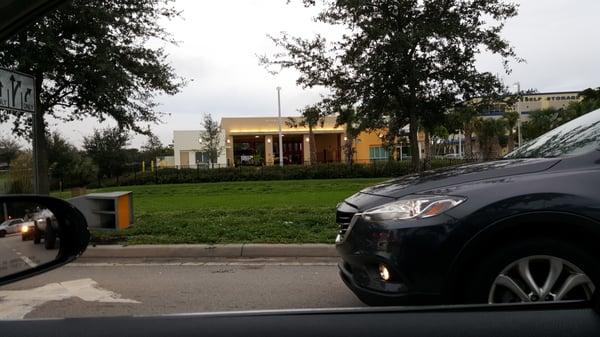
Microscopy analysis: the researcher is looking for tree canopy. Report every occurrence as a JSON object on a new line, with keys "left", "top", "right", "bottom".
{"left": 47, "top": 131, "right": 97, "bottom": 189}
{"left": 0, "top": 0, "right": 183, "bottom": 193}
{"left": 0, "top": 134, "right": 21, "bottom": 165}
{"left": 200, "top": 113, "right": 222, "bottom": 168}
{"left": 83, "top": 127, "right": 130, "bottom": 180}
{"left": 523, "top": 87, "right": 600, "bottom": 140}
{"left": 262, "top": 0, "right": 519, "bottom": 169}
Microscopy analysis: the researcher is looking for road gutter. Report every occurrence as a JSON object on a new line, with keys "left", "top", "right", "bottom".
{"left": 82, "top": 243, "right": 337, "bottom": 259}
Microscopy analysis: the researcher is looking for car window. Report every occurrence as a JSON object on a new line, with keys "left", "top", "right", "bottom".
{"left": 505, "top": 109, "right": 600, "bottom": 159}
{"left": 1, "top": 0, "right": 600, "bottom": 320}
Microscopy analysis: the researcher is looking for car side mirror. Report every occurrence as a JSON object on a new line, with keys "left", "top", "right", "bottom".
{"left": 0, "top": 195, "right": 89, "bottom": 286}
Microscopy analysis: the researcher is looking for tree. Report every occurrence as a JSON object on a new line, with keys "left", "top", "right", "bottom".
{"left": 521, "top": 88, "right": 600, "bottom": 141}
{"left": 0, "top": 0, "right": 183, "bottom": 194}
{"left": 0, "top": 135, "right": 21, "bottom": 166}
{"left": 502, "top": 110, "right": 519, "bottom": 152}
{"left": 337, "top": 107, "right": 362, "bottom": 165}
{"left": 83, "top": 127, "right": 130, "bottom": 181}
{"left": 200, "top": 113, "right": 222, "bottom": 168}
{"left": 563, "top": 87, "right": 600, "bottom": 123}
{"left": 141, "top": 134, "right": 170, "bottom": 165}
{"left": 47, "top": 131, "right": 78, "bottom": 188}
{"left": 448, "top": 97, "right": 501, "bottom": 160}
{"left": 430, "top": 125, "right": 450, "bottom": 156}
{"left": 47, "top": 132, "right": 97, "bottom": 190}
{"left": 6, "top": 151, "right": 33, "bottom": 194}
{"left": 474, "top": 118, "right": 506, "bottom": 160}
{"left": 262, "top": 0, "right": 519, "bottom": 171}
{"left": 286, "top": 105, "right": 325, "bottom": 165}
{"left": 521, "top": 109, "right": 559, "bottom": 140}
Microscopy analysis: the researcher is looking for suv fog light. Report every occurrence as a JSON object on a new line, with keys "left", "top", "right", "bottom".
{"left": 21, "top": 226, "right": 29, "bottom": 233}
{"left": 378, "top": 264, "right": 391, "bottom": 281}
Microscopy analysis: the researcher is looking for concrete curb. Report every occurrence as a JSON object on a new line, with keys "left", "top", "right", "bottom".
{"left": 82, "top": 244, "right": 337, "bottom": 259}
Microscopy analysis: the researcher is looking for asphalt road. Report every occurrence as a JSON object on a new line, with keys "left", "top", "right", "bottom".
{"left": 0, "top": 257, "right": 365, "bottom": 319}
{"left": 0, "top": 233, "right": 58, "bottom": 277}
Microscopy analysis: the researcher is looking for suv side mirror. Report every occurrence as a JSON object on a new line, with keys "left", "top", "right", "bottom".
{"left": 0, "top": 195, "right": 89, "bottom": 286}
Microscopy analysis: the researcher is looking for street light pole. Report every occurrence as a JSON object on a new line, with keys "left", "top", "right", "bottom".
{"left": 276, "top": 87, "right": 284, "bottom": 167}
{"left": 514, "top": 82, "right": 523, "bottom": 148}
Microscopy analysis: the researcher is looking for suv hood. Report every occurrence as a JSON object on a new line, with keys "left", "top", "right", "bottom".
{"left": 357, "top": 158, "right": 560, "bottom": 200}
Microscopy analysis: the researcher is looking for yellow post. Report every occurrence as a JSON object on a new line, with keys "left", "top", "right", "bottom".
{"left": 142, "top": 161, "right": 146, "bottom": 173}
{"left": 151, "top": 160, "right": 155, "bottom": 172}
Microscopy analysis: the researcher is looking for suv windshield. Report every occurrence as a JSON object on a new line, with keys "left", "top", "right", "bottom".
{"left": 506, "top": 109, "right": 600, "bottom": 159}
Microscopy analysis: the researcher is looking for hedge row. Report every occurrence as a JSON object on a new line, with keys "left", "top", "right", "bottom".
{"left": 88, "top": 159, "right": 468, "bottom": 188}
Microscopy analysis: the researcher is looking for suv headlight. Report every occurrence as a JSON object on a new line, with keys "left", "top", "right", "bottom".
{"left": 362, "top": 195, "right": 465, "bottom": 222}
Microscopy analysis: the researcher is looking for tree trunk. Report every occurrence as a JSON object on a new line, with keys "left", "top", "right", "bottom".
{"left": 464, "top": 123, "right": 474, "bottom": 160}
{"left": 344, "top": 134, "right": 354, "bottom": 165}
{"left": 507, "top": 130, "right": 515, "bottom": 153}
{"left": 309, "top": 125, "right": 317, "bottom": 165}
{"left": 492, "top": 136, "right": 503, "bottom": 159}
{"left": 409, "top": 112, "right": 420, "bottom": 172}
{"left": 423, "top": 132, "right": 432, "bottom": 170}
{"left": 33, "top": 72, "right": 50, "bottom": 195}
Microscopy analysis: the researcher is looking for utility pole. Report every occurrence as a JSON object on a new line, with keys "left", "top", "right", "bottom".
{"left": 514, "top": 82, "right": 523, "bottom": 148}
{"left": 277, "top": 87, "right": 283, "bottom": 167}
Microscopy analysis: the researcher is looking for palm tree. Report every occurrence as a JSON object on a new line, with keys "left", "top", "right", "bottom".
{"left": 338, "top": 108, "right": 361, "bottom": 165}
{"left": 502, "top": 110, "right": 519, "bottom": 152}
{"left": 449, "top": 106, "right": 478, "bottom": 159}
{"left": 286, "top": 105, "right": 324, "bottom": 165}
{"left": 474, "top": 117, "right": 506, "bottom": 160}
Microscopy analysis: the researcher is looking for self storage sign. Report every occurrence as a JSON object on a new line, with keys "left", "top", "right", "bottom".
{"left": 0, "top": 68, "right": 35, "bottom": 113}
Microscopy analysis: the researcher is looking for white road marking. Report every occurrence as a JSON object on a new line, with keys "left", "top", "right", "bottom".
{"left": 0, "top": 278, "right": 140, "bottom": 320}
{"left": 68, "top": 262, "right": 337, "bottom": 267}
{"left": 19, "top": 255, "right": 38, "bottom": 268}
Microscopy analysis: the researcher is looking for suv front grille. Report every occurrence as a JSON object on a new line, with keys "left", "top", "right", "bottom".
{"left": 336, "top": 210, "right": 355, "bottom": 237}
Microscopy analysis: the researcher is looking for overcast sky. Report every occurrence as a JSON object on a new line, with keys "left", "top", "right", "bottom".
{"left": 6, "top": 0, "right": 600, "bottom": 149}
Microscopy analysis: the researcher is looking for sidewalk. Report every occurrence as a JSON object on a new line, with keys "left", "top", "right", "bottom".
{"left": 82, "top": 244, "right": 337, "bottom": 259}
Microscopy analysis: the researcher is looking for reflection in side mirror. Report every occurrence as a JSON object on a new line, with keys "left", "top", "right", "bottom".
{"left": 0, "top": 196, "right": 89, "bottom": 286}
{"left": 0, "top": 202, "right": 58, "bottom": 277}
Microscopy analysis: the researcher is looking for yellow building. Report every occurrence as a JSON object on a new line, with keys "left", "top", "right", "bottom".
{"left": 221, "top": 116, "right": 345, "bottom": 166}
{"left": 173, "top": 116, "right": 425, "bottom": 168}
{"left": 219, "top": 116, "right": 418, "bottom": 167}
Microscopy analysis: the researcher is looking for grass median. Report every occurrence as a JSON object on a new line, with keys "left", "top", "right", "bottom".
{"left": 58, "top": 178, "right": 386, "bottom": 244}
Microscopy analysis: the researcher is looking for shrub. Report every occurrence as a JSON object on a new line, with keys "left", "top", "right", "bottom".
{"left": 88, "top": 159, "right": 468, "bottom": 188}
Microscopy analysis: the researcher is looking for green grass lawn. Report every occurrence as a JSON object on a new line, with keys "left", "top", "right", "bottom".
{"left": 60, "top": 178, "right": 386, "bottom": 244}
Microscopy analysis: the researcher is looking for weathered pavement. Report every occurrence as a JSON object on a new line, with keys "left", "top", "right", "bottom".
{"left": 0, "top": 234, "right": 58, "bottom": 277}
{"left": 0, "top": 257, "right": 365, "bottom": 319}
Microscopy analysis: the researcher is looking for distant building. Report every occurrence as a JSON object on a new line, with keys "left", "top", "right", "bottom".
{"left": 173, "top": 130, "right": 227, "bottom": 168}
{"left": 221, "top": 116, "right": 345, "bottom": 166}
{"left": 173, "top": 116, "right": 425, "bottom": 168}
{"left": 477, "top": 91, "right": 582, "bottom": 119}
{"left": 156, "top": 156, "right": 175, "bottom": 168}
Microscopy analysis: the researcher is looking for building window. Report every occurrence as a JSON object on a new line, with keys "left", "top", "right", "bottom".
{"left": 195, "top": 151, "right": 210, "bottom": 164}
{"left": 369, "top": 146, "right": 390, "bottom": 162}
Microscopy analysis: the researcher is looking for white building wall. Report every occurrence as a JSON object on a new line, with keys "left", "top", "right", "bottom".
{"left": 173, "top": 130, "right": 227, "bottom": 168}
